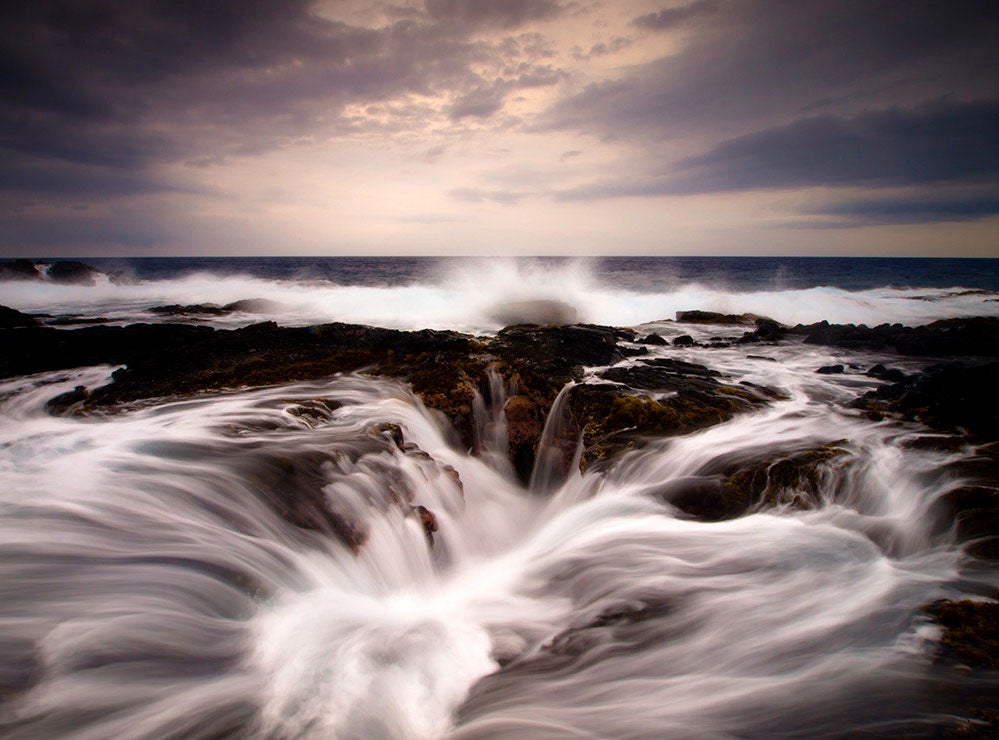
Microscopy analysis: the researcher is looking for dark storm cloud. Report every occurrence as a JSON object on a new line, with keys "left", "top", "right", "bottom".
{"left": 545, "top": 0, "right": 998, "bottom": 140}
{"left": 0, "top": 0, "right": 564, "bottom": 199}
{"left": 555, "top": 98, "right": 999, "bottom": 222}
{"left": 812, "top": 195, "right": 999, "bottom": 226}
{"left": 0, "top": 158, "right": 183, "bottom": 197}
{"left": 673, "top": 99, "right": 999, "bottom": 192}
{"left": 542, "top": 0, "right": 999, "bottom": 228}
{"left": 632, "top": 1, "right": 718, "bottom": 31}
{"left": 0, "top": 209, "right": 170, "bottom": 249}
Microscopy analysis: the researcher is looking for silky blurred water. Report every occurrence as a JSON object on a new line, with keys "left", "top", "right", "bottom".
{"left": 0, "top": 257, "right": 996, "bottom": 738}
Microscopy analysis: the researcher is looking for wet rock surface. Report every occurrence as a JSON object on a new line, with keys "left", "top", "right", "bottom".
{"left": 0, "top": 305, "right": 40, "bottom": 328}
{"left": 854, "top": 361, "right": 999, "bottom": 439}
{"left": 794, "top": 317, "right": 999, "bottom": 356}
{"left": 5, "top": 313, "right": 997, "bottom": 498}
{"left": 1, "top": 259, "right": 104, "bottom": 285}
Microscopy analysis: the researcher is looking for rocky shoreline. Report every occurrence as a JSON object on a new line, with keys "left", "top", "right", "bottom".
{"left": 2, "top": 304, "right": 997, "bottom": 700}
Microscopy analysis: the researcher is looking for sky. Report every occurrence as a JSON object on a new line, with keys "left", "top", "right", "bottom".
{"left": 1, "top": 0, "right": 997, "bottom": 257}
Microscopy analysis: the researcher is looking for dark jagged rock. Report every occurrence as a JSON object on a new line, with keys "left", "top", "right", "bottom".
{"left": 620, "top": 345, "right": 648, "bottom": 358}
{"left": 45, "top": 385, "right": 89, "bottom": 414}
{"left": 149, "top": 303, "right": 232, "bottom": 316}
{"left": 147, "top": 299, "right": 279, "bottom": 317}
{"left": 866, "top": 364, "right": 910, "bottom": 383}
{"left": 601, "top": 357, "right": 721, "bottom": 391}
{"left": 663, "top": 443, "right": 851, "bottom": 520}
{"left": 1, "top": 259, "right": 106, "bottom": 285}
{"left": 796, "top": 317, "right": 999, "bottom": 356}
{"left": 738, "top": 318, "right": 787, "bottom": 344}
{"left": 0, "top": 305, "right": 40, "bottom": 328}
{"left": 43, "top": 315, "right": 111, "bottom": 326}
{"left": 2, "top": 318, "right": 777, "bottom": 485}
{"left": 46, "top": 261, "right": 102, "bottom": 285}
{"left": 673, "top": 334, "right": 694, "bottom": 346}
{"left": 564, "top": 365, "right": 773, "bottom": 471}
{"left": 490, "top": 324, "right": 630, "bottom": 398}
{"left": 487, "top": 324, "right": 632, "bottom": 479}
{"left": 924, "top": 600, "right": 999, "bottom": 670}
{"left": 856, "top": 362, "right": 999, "bottom": 440}
{"left": 646, "top": 476, "right": 733, "bottom": 520}
{"left": 638, "top": 333, "right": 668, "bottom": 345}
{"left": 938, "top": 484, "right": 999, "bottom": 560}
{"left": 675, "top": 310, "right": 756, "bottom": 325}
{"left": 413, "top": 505, "right": 438, "bottom": 545}
{"left": 223, "top": 298, "right": 281, "bottom": 313}
{"left": 0, "top": 260, "right": 42, "bottom": 280}
{"left": 816, "top": 364, "right": 845, "bottom": 374}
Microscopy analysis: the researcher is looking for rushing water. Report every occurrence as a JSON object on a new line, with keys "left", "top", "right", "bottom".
{"left": 0, "top": 257, "right": 996, "bottom": 738}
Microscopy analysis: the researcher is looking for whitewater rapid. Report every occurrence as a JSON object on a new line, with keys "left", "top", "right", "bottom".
{"left": 0, "top": 331, "right": 990, "bottom": 738}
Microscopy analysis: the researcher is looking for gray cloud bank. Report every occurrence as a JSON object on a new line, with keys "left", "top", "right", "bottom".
{"left": 1, "top": 0, "right": 997, "bottom": 249}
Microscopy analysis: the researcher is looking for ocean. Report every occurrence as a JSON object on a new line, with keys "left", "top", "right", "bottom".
{"left": 5, "top": 256, "right": 999, "bottom": 332}
{"left": 0, "top": 256, "right": 996, "bottom": 738}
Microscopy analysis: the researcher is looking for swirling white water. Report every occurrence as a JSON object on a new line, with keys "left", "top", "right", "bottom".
{"left": 0, "top": 324, "right": 993, "bottom": 737}
{"left": 3, "top": 257, "right": 999, "bottom": 332}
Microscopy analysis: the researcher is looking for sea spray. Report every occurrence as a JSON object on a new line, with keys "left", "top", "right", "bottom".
{"left": 3, "top": 257, "right": 998, "bottom": 332}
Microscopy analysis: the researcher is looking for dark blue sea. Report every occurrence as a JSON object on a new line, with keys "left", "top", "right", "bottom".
{"left": 75, "top": 255, "right": 999, "bottom": 292}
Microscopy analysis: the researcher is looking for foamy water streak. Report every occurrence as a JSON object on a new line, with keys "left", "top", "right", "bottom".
{"left": 2, "top": 257, "right": 997, "bottom": 331}
{"left": 0, "top": 340, "right": 988, "bottom": 737}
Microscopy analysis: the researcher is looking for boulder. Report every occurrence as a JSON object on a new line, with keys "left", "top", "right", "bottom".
{"left": 0, "top": 260, "right": 41, "bottom": 281}
{"left": 856, "top": 362, "right": 999, "bottom": 440}
{"left": 675, "top": 310, "right": 755, "bottom": 325}
{"left": 796, "top": 317, "right": 999, "bottom": 356}
{"left": 46, "top": 261, "right": 102, "bottom": 285}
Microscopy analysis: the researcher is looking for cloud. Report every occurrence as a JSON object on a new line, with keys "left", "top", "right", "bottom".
{"left": 449, "top": 82, "right": 509, "bottom": 120}
{"left": 811, "top": 195, "right": 999, "bottom": 226}
{"left": 672, "top": 99, "right": 999, "bottom": 192}
{"left": 632, "top": 1, "right": 718, "bottom": 31}
{"left": 0, "top": 0, "right": 567, "bottom": 196}
{"left": 449, "top": 187, "right": 526, "bottom": 204}
{"left": 544, "top": 0, "right": 999, "bottom": 141}
{"left": 570, "top": 37, "right": 633, "bottom": 61}
{"left": 425, "top": 0, "right": 564, "bottom": 30}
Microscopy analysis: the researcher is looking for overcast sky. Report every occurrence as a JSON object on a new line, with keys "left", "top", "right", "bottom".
{"left": 1, "top": 0, "right": 996, "bottom": 257}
